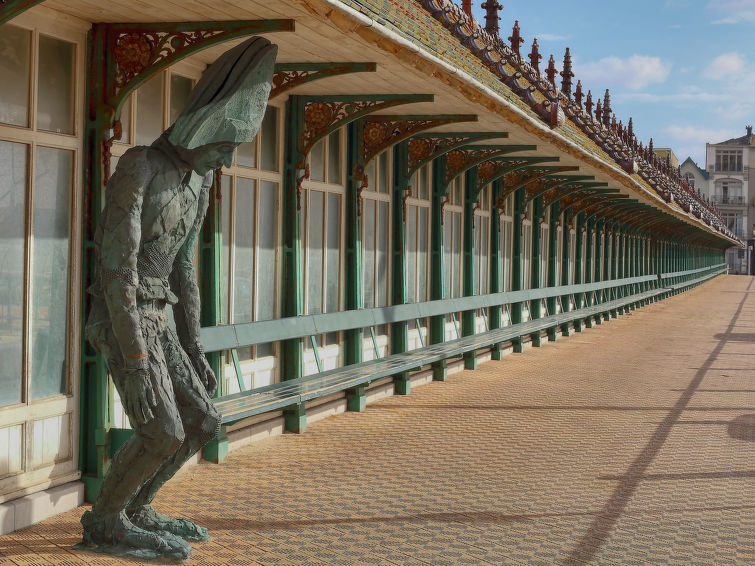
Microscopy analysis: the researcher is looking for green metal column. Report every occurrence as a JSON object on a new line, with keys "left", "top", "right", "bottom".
{"left": 281, "top": 96, "right": 305, "bottom": 384}
{"left": 200, "top": 179, "right": 228, "bottom": 463}
{"left": 511, "top": 187, "right": 525, "bottom": 351}
{"left": 610, "top": 224, "right": 619, "bottom": 318}
{"left": 584, "top": 217, "right": 595, "bottom": 328}
{"left": 601, "top": 221, "right": 611, "bottom": 321}
{"left": 390, "top": 142, "right": 410, "bottom": 392}
{"left": 529, "top": 196, "right": 543, "bottom": 346}
{"left": 559, "top": 209, "right": 572, "bottom": 337}
{"left": 429, "top": 155, "right": 447, "bottom": 383}
{"left": 489, "top": 180, "right": 504, "bottom": 360}
{"left": 547, "top": 202, "right": 560, "bottom": 341}
{"left": 593, "top": 218, "right": 604, "bottom": 324}
{"left": 462, "top": 169, "right": 478, "bottom": 369}
{"left": 573, "top": 212, "right": 585, "bottom": 332}
{"left": 344, "top": 122, "right": 363, "bottom": 367}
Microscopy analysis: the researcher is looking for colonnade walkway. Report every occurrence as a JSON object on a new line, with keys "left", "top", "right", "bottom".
{"left": 2, "top": 275, "right": 754, "bottom": 565}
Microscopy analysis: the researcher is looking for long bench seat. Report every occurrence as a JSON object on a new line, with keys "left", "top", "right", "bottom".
{"left": 210, "top": 282, "right": 666, "bottom": 425}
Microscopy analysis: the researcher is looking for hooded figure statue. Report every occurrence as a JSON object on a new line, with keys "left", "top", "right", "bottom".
{"left": 78, "top": 36, "right": 277, "bottom": 560}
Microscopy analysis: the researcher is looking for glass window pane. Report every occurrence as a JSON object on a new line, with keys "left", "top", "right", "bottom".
{"left": 0, "top": 141, "right": 27, "bottom": 406}
{"left": 0, "top": 24, "right": 31, "bottom": 127}
{"left": 256, "top": 181, "right": 277, "bottom": 321}
{"left": 169, "top": 74, "right": 193, "bottom": 125}
{"left": 31, "top": 147, "right": 72, "bottom": 400}
{"left": 309, "top": 139, "right": 324, "bottom": 182}
{"left": 307, "top": 191, "right": 324, "bottom": 314}
{"left": 418, "top": 207, "right": 428, "bottom": 301}
{"left": 363, "top": 199, "right": 375, "bottom": 309}
{"left": 37, "top": 35, "right": 75, "bottom": 134}
{"left": 364, "top": 160, "right": 376, "bottom": 192}
{"left": 377, "top": 202, "right": 389, "bottom": 306}
{"left": 233, "top": 178, "right": 255, "bottom": 324}
{"left": 407, "top": 206, "right": 417, "bottom": 303}
{"left": 260, "top": 106, "right": 278, "bottom": 171}
{"left": 135, "top": 73, "right": 164, "bottom": 146}
{"left": 327, "top": 131, "right": 340, "bottom": 184}
{"left": 117, "top": 96, "right": 131, "bottom": 144}
{"left": 326, "top": 194, "right": 340, "bottom": 313}
{"left": 221, "top": 175, "right": 231, "bottom": 322}
{"left": 378, "top": 151, "right": 388, "bottom": 194}
{"left": 419, "top": 165, "right": 428, "bottom": 200}
{"left": 236, "top": 139, "right": 257, "bottom": 168}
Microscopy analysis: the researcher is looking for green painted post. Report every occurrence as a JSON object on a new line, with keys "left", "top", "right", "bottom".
{"left": 281, "top": 96, "right": 307, "bottom": 433}
{"left": 602, "top": 221, "right": 611, "bottom": 321}
{"left": 547, "top": 202, "right": 559, "bottom": 341}
{"left": 344, "top": 122, "right": 363, "bottom": 367}
{"left": 511, "top": 187, "right": 525, "bottom": 351}
{"left": 201, "top": 179, "right": 228, "bottom": 463}
{"left": 593, "top": 218, "right": 604, "bottom": 324}
{"left": 462, "top": 169, "right": 478, "bottom": 369}
{"left": 529, "top": 196, "right": 543, "bottom": 346}
{"left": 559, "top": 208, "right": 572, "bottom": 336}
{"left": 610, "top": 224, "right": 619, "bottom": 318}
{"left": 584, "top": 217, "right": 595, "bottom": 328}
{"left": 489, "top": 180, "right": 504, "bottom": 359}
{"left": 573, "top": 212, "right": 585, "bottom": 332}
{"left": 281, "top": 96, "right": 305, "bottom": 385}
{"left": 429, "top": 156, "right": 447, "bottom": 383}
{"left": 390, "top": 142, "right": 410, "bottom": 391}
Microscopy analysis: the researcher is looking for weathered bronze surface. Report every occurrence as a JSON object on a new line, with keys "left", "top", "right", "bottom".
{"left": 77, "top": 36, "right": 276, "bottom": 560}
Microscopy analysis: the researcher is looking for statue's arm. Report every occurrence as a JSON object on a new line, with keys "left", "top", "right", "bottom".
{"left": 170, "top": 173, "right": 211, "bottom": 352}
{"left": 99, "top": 148, "right": 153, "bottom": 368}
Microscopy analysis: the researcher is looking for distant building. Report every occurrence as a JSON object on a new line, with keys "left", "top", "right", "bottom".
{"left": 679, "top": 157, "right": 709, "bottom": 193}
{"left": 706, "top": 126, "right": 753, "bottom": 273}
{"left": 653, "top": 147, "right": 680, "bottom": 169}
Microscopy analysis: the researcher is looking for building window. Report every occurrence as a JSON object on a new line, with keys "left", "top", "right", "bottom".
{"left": 0, "top": 18, "right": 84, "bottom": 497}
{"left": 683, "top": 172, "right": 695, "bottom": 188}
{"left": 444, "top": 176, "right": 464, "bottom": 299}
{"left": 715, "top": 150, "right": 742, "bottom": 172}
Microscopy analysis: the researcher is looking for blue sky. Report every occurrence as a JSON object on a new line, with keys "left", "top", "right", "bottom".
{"left": 470, "top": 0, "right": 754, "bottom": 165}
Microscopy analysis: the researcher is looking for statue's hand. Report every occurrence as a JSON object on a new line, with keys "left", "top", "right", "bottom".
{"left": 186, "top": 343, "right": 218, "bottom": 397}
{"left": 121, "top": 365, "right": 158, "bottom": 425}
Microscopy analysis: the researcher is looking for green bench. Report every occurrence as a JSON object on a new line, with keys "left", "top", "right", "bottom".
{"left": 661, "top": 264, "right": 727, "bottom": 293}
{"left": 201, "top": 274, "right": 668, "bottom": 426}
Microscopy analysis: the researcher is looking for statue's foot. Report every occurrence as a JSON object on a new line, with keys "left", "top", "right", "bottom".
{"left": 74, "top": 510, "right": 192, "bottom": 560}
{"left": 129, "top": 504, "right": 210, "bottom": 542}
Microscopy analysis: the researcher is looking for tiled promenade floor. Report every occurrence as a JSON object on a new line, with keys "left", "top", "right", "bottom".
{"left": 2, "top": 275, "right": 755, "bottom": 565}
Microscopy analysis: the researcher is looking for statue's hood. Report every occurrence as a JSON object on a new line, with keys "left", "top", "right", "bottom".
{"left": 168, "top": 36, "right": 277, "bottom": 150}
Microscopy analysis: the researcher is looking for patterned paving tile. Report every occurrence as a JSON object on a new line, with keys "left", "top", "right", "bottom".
{"left": 0, "top": 276, "right": 753, "bottom": 565}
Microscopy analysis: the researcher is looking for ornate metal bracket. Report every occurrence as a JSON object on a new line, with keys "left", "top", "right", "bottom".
{"left": 478, "top": 156, "right": 558, "bottom": 196}
{"left": 440, "top": 194, "right": 450, "bottom": 225}
{"left": 444, "top": 145, "right": 541, "bottom": 192}
{"left": 0, "top": 0, "right": 44, "bottom": 25}
{"left": 498, "top": 164, "right": 578, "bottom": 202}
{"left": 270, "top": 62, "right": 376, "bottom": 99}
{"left": 296, "top": 163, "right": 311, "bottom": 211}
{"left": 296, "top": 94, "right": 434, "bottom": 168}
{"left": 523, "top": 175, "right": 594, "bottom": 205}
{"left": 404, "top": 132, "right": 510, "bottom": 180}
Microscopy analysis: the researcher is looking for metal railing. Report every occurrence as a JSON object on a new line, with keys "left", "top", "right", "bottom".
{"left": 712, "top": 195, "right": 745, "bottom": 205}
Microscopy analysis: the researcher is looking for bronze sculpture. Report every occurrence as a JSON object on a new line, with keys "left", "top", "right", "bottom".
{"left": 78, "top": 36, "right": 277, "bottom": 560}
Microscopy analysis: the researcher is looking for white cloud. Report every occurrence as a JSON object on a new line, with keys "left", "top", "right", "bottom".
{"left": 662, "top": 125, "right": 743, "bottom": 165}
{"left": 575, "top": 55, "right": 671, "bottom": 91}
{"left": 707, "top": 0, "right": 755, "bottom": 23}
{"left": 704, "top": 52, "right": 746, "bottom": 79}
{"left": 622, "top": 91, "right": 726, "bottom": 103}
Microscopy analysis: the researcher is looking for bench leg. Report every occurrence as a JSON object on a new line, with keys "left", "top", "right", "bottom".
{"left": 432, "top": 360, "right": 447, "bottom": 383}
{"left": 346, "top": 386, "right": 366, "bottom": 412}
{"left": 202, "top": 425, "right": 229, "bottom": 464}
{"left": 560, "top": 323, "right": 571, "bottom": 337}
{"left": 464, "top": 351, "right": 477, "bottom": 370}
{"left": 547, "top": 326, "right": 557, "bottom": 342}
{"left": 395, "top": 372, "right": 412, "bottom": 394}
{"left": 491, "top": 343, "right": 504, "bottom": 361}
{"left": 284, "top": 404, "right": 307, "bottom": 434}
{"left": 513, "top": 336, "right": 524, "bottom": 353}
{"left": 573, "top": 319, "right": 583, "bottom": 333}
{"left": 531, "top": 332, "right": 542, "bottom": 347}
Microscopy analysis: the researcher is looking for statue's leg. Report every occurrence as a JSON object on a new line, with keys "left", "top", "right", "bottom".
{"left": 127, "top": 325, "right": 221, "bottom": 541}
{"left": 78, "top": 308, "right": 192, "bottom": 560}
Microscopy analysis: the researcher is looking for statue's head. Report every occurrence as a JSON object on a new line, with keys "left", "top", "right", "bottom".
{"left": 167, "top": 36, "right": 277, "bottom": 173}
